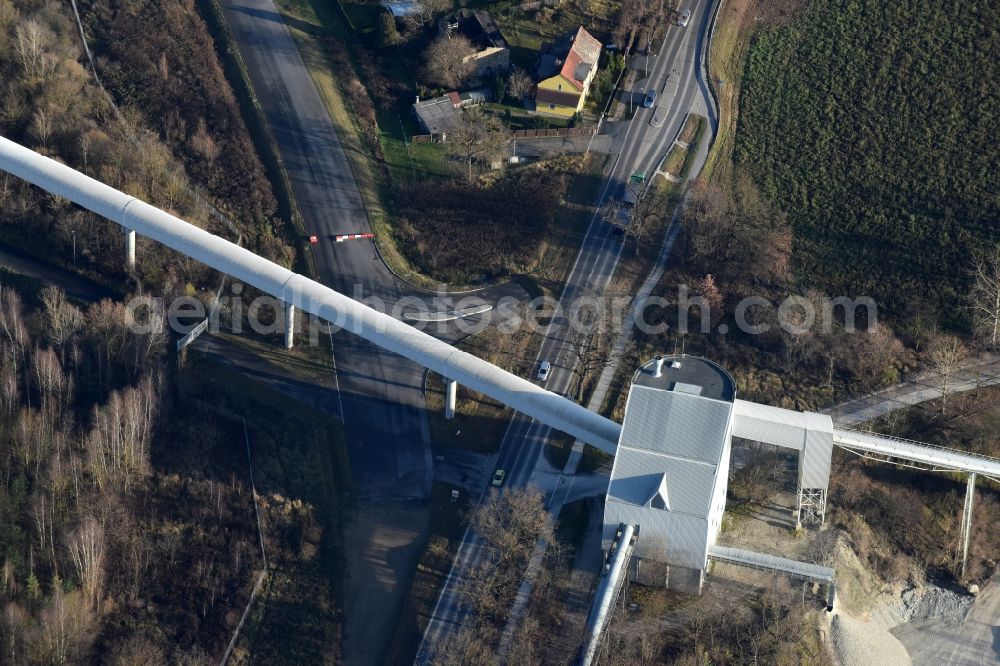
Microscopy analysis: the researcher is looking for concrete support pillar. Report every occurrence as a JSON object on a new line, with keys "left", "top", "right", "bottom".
{"left": 125, "top": 229, "right": 136, "bottom": 271}
{"left": 445, "top": 378, "right": 457, "bottom": 420}
{"left": 959, "top": 472, "right": 976, "bottom": 578}
{"left": 284, "top": 302, "right": 295, "bottom": 350}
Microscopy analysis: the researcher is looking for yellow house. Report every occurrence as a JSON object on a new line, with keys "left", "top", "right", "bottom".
{"left": 535, "top": 27, "right": 602, "bottom": 118}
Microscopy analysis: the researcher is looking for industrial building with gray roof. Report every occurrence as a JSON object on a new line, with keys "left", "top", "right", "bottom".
{"left": 603, "top": 355, "right": 736, "bottom": 587}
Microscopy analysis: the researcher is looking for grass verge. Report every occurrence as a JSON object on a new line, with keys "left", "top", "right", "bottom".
{"left": 701, "top": 0, "right": 757, "bottom": 184}
{"left": 181, "top": 354, "right": 350, "bottom": 662}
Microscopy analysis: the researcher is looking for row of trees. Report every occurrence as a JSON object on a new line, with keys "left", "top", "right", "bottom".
{"left": 438, "top": 486, "right": 556, "bottom": 663}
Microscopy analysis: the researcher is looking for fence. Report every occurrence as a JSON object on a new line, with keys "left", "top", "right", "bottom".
{"left": 411, "top": 125, "right": 594, "bottom": 144}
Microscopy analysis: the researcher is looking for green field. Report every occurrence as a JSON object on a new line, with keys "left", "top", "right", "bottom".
{"left": 736, "top": 0, "right": 1000, "bottom": 329}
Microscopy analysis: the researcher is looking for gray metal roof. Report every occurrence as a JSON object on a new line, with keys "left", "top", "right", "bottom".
{"left": 608, "top": 385, "right": 734, "bottom": 523}
{"left": 413, "top": 95, "right": 461, "bottom": 134}
{"left": 622, "top": 385, "right": 732, "bottom": 463}
{"left": 608, "top": 449, "right": 717, "bottom": 516}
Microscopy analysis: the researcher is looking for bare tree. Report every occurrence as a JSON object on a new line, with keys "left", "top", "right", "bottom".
{"left": 970, "top": 247, "right": 1000, "bottom": 347}
{"left": 681, "top": 177, "right": 792, "bottom": 290}
{"left": 86, "top": 375, "right": 158, "bottom": 493}
{"left": 563, "top": 289, "right": 624, "bottom": 402}
{"left": 730, "top": 441, "right": 781, "bottom": 506}
{"left": 927, "top": 334, "right": 967, "bottom": 413}
{"left": 2, "top": 602, "right": 29, "bottom": 665}
{"left": 424, "top": 34, "right": 474, "bottom": 89}
{"left": 445, "top": 107, "right": 507, "bottom": 182}
{"left": 435, "top": 624, "right": 497, "bottom": 666}
{"left": 41, "top": 286, "right": 83, "bottom": 364}
{"left": 471, "top": 486, "right": 554, "bottom": 561}
{"left": 506, "top": 66, "right": 533, "bottom": 101}
{"left": 621, "top": 182, "right": 671, "bottom": 255}
{"left": 35, "top": 587, "right": 95, "bottom": 664}
{"left": 849, "top": 322, "right": 904, "bottom": 389}
{"left": 0, "top": 285, "right": 28, "bottom": 397}
{"left": 409, "top": 0, "right": 450, "bottom": 27}
{"left": 14, "top": 19, "right": 54, "bottom": 83}
{"left": 189, "top": 117, "right": 219, "bottom": 164}
{"left": 108, "top": 635, "right": 166, "bottom": 666}
{"left": 30, "top": 108, "right": 53, "bottom": 147}
{"left": 32, "top": 345, "right": 70, "bottom": 413}
{"left": 612, "top": 0, "right": 677, "bottom": 50}
{"left": 460, "top": 487, "right": 555, "bottom": 622}
{"left": 68, "top": 516, "right": 106, "bottom": 608}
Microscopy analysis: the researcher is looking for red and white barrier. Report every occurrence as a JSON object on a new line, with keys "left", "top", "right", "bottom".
{"left": 335, "top": 232, "right": 375, "bottom": 243}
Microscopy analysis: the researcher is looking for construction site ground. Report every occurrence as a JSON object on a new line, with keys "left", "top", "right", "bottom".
{"left": 716, "top": 448, "right": 996, "bottom": 666}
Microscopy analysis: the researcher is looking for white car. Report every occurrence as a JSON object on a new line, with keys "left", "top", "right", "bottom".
{"left": 678, "top": 8, "right": 691, "bottom": 27}
{"left": 537, "top": 361, "right": 551, "bottom": 382}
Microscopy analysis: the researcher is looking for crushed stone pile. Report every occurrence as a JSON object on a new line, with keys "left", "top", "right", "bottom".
{"left": 830, "top": 612, "right": 911, "bottom": 666}
{"left": 881, "top": 583, "right": 975, "bottom": 626}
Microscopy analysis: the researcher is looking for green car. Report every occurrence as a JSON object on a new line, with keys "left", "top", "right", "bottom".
{"left": 492, "top": 469, "right": 506, "bottom": 487}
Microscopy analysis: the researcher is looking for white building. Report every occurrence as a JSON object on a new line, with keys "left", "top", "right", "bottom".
{"left": 603, "top": 354, "right": 839, "bottom": 593}
{"left": 603, "top": 355, "right": 736, "bottom": 591}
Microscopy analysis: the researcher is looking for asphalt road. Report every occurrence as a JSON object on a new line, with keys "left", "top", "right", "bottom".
{"left": 218, "top": 2, "right": 528, "bottom": 663}
{"left": 221, "top": 0, "right": 437, "bottom": 502}
{"left": 416, "top": 0, "right": 720, "bottom": 659}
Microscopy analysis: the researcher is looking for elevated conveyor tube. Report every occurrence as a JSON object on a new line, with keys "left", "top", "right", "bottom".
{"left": 0, "top": 136, "right": 622, "bottom": 452}
{"left": 581, "top": 523, "right": 635, "bottom": 666}
{"left": 833, "top": 427, "right": 1000, "bottom": 479}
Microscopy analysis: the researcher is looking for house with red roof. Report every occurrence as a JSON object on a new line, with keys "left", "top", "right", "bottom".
{"left": 534, "top": 26, "right": 602, "bottom": 118}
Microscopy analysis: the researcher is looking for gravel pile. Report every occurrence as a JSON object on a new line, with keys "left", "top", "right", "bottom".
{"left": 831, "top": 613, "right": 911, "bottom": 666}
{"left": 884, "top": 584, "right": 974, "bottom": 625}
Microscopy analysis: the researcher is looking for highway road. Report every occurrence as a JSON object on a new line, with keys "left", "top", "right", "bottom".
{"left": 416, "top": 0, "right": 721, "bottom": 659}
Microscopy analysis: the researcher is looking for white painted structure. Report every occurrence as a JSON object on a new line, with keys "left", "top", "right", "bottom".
{"left": 3, "top": 137, "right": 998, "bottom": 582}
{"left": 445, "top": 379, "right": 457, "bottom": 420}
{"left": 284, "top": 302, "right": 295, "bottom": 349}
{"left": 582, "top": 523, "right": 636, "bottom": 666}
{"left": 0, "top": 136, "right": 622, "bottom": 452}
{"left": 603, "top": 356, "right": 736, "bottom": 591}
{"left": 732, "top": 400, "right": 834, "bottom": 525}
{"left": 603, "top": 385, "right": 733, "bottom": 578}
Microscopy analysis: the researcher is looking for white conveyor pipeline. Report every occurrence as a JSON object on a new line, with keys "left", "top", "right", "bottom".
{"left": 0, "top": 136, "right": 622, "bottom": 452}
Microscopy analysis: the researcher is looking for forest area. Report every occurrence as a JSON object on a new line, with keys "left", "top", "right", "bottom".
{"left": 0, "top": 277, "right": 342, "bottom": 663}
{"left": 0, "top": 0, "right": 344, "bottom": 662}
{"left": 735, "top": 0, "right": 1000, "bottom": 332}
{"left": 0, "top": 0, "right": 291, "bottom": 292}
